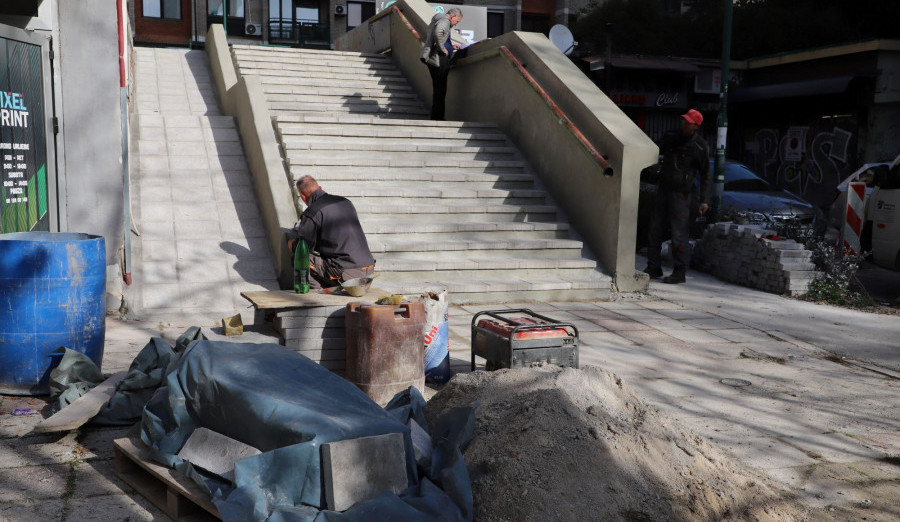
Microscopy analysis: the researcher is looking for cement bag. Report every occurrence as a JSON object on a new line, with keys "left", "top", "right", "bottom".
{"left": 423, "top": 290, "right": 451, "bottom": 384}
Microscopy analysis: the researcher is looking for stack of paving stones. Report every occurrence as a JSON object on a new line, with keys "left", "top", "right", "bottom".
{"left": 696, "top": 223, "right": 820, "bottom": 296}
{"left": 273, "top": 305, "right": 348, "bottom": 372}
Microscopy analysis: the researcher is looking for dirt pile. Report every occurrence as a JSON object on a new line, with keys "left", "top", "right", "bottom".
{"left": 425, "top": 365, "right": 808, "bottom": 522}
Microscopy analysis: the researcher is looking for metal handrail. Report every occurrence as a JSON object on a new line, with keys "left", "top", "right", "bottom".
{"left": 267, "top": 19, "right": 330, "bottom": 45}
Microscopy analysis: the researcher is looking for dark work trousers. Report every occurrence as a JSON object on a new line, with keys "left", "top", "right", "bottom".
{"left": 308, "top": 252, "right": 375, "bottom": 289}
{"left": 646, "top": 189, "right": 692, "bottom": 274}
{"left": 428, "top": 53, "right": 451, "bottom": 120}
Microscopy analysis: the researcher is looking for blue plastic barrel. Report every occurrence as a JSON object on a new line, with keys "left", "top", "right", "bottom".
{"left": 0, "top": 232, "right": 106, "bottom": 395}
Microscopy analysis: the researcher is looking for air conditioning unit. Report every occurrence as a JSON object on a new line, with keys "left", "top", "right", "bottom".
{"left": 245, "top": 23, "right": 262, "bottom": 35}
{"left": 334, "top": 4, "right": 346, "bottom": 15}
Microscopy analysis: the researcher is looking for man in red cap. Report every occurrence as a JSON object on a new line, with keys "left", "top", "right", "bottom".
{"left": 644, "top": 109, "right": 710, "bottom": 284}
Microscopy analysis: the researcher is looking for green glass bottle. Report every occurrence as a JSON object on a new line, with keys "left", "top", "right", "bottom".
{"left": 294, "top": 238, "right": 310, "bottom": 294}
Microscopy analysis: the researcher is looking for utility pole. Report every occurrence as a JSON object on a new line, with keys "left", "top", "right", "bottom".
{"left": 711, "top": 0, "right": 733, "bottom": 222}
{"left": 223, "top": 1, "right": 229, "bottom": 37}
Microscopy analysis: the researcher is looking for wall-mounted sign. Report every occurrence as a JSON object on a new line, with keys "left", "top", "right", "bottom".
{"left": 610, "top": 93, "right": 647, "bottom": 106}
{"left": 610, "top": 91, "right": 685, "bottom": 109}
{"left": 1, "top": 35, "right": 49, "bottom": 233}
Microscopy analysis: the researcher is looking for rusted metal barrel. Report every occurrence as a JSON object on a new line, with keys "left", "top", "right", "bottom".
{"left": 345, "top": 302, "right": 425, "bottom": 406}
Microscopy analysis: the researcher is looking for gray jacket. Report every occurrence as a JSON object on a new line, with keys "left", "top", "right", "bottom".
{"left": 421, "top": 12, "right": 452, "bottom": 67}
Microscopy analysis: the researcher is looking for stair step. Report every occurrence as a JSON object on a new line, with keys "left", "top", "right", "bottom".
{"left": 328, "top": 186, "right": 545, "bottom": 205}
{"left": 297, "top": 170, "right": 533, "bottom": 182}
{"left": 233, "top": 45, "right": 391, "bottom": 61}
{"left": 244, "top": 68, "right": 407, "bottom": 82}
{"left": 267, "top": 87, "right": 418, "bottom": 99}
{"left": 234, "top": 48, "right": 394, "bottom": 65}
{"left": 275, "top": 113, "right": 495, "bottom": 128}
{"left": 328, "top": 182, "right": 538, "bottom": 196}
{"left": 374, "top": 256, "right": 593, "bottom": 273}
{"left": 375, "top": 277, "right": 612, "bottom": 305}
{"left": 238, "top": 66, "right": 404, "bottom": 80}
{"left": 353, "top": 202, "right": 558, "bottom": 221}
{"left": 277, "top": 124, "right": 506, "bottom": 141}
{"left": 284, "top": 136, "right": 508, "bottom": 149}
{"left": 279, "top": 126, "right": 504, "bottom": 141}
{"left": 271, "top": 103, "right": 428, "bottom": 116}
{"left": 270, "top": 97, "right": 425, "bottom": 108}
{"left": 233, "top": 48, "right": 395, "bottom": 63}
{"left": 362, "top": 221, "right": 569, "bottom": 240}
{"left": 237, "top": 57, "right": 401, "bottom": 71}
{"left": 271, "top": 100, "right": 425, "bottom": 114}
{"left": 273, "top": 110, "right": 428, "bottom": 120}
{"left": 370, "top": 236, "right": 581, "bottom": 253}
{"left": 262, "top": 82, "right": 415, "bottom": 96}
{"left": 282, "top": 139, "right": 518, "bottom": 155}
{"left": 287, "top": 156, "right": 527, "bottom": 168}
{"left": 362, "top": 219, "right": 567, "bottom": 232}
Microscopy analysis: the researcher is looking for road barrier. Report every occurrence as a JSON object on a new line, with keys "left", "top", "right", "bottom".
{"left": 841, "top": 181, "right": 867, "bottom": 256}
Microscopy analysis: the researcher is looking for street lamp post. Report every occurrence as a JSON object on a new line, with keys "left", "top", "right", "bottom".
{"left": 711, "top": 0, "right": 733, "bottom": 222}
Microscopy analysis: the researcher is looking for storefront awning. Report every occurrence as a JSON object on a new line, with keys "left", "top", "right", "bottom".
{"left": 582, "top": 56, "right": 702, "bottom": 72}
{"left": 730, "top": 76, "right": 856, "bottom": 103}
{"left": 610, "top": 57, "right": 702, "bottom": 72}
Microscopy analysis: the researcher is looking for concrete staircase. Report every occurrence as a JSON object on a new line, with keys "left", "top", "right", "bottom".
{"left": 232, "top": 45, "right": 610, "bottom": 303}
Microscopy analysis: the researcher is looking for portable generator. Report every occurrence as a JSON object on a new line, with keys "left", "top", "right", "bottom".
{"left": 471, "top": 309, "right": 578, "bottom": 371}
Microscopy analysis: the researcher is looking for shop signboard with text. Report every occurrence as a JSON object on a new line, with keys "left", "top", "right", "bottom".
{"left": 610, "top": 91, "right": 687, "bottom": 109}
{"left": 0, "top": 31, "right": 50, "bottom": 233}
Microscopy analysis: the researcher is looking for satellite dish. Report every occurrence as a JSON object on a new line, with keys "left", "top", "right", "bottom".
{"left": 549, "top": 24, "right": 577, "bottom": 56}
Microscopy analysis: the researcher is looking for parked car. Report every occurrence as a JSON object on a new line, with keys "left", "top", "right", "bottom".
{"left": 637, "top": 159, "right": 817, "bottom": 248}
{"left": 870, "top": 155, "right": 900, "bottom": 270}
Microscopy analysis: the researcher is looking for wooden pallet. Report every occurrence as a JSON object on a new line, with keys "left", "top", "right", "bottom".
{"left": 113, "top": 437, "right": 221, "bottom": 521}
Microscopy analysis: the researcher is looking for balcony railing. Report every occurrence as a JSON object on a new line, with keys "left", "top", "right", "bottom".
{"left": 268, "top": 19, "right": 331, "bottom": 48}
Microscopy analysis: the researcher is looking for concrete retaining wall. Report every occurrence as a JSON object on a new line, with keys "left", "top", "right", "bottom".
{"left": 206, "top": 25, "right": 298, "bottom": 289}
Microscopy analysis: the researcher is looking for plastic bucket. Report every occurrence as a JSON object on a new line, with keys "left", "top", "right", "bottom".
{"left": 0, "top": 232, "right": 106, "bottom": 395}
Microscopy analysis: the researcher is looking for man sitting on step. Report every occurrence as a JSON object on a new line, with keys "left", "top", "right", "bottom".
{"left": 288, "top": 175, "right": 376, "bottom": 289}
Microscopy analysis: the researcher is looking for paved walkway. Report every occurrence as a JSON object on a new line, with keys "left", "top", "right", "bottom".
{"left": 2, "top": 272, "right": 898, "bottom": 519}
{"left": 126, "top": 47, "right": 279, "bottom": 325}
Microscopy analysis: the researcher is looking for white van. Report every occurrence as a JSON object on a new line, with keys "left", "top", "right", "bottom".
{"left": 870, "top": 154, "right": 900, "bottom": 271}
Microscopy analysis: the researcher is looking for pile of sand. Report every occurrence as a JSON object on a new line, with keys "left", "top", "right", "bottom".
{"left": 425, "top": 365, "right": 808, "bottom": 522}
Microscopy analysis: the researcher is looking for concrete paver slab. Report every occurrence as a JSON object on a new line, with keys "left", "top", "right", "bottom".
{"left": 681, "top": 317, "right": 747, "bottom": 330}
{"left": 66, "top": 494, "right": 164, "bottom": 521}
{"left": 0, "top": 463, "right": 69, "bottom": 502}
{"left": 654, "top": 308, "right": 716, "bottom": 320}
{"left": 0, "top": 498, "right": 66, "bottom": 521}
{"left": 663, "top": 328, "right": 730, "bottom": 344}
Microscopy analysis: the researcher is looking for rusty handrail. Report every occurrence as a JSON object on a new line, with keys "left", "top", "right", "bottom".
{"left": 458, "top": 46, "right": 614, "bottom": 176}
{"left": 390, "top": 5, "right": 421, "bottom": 41}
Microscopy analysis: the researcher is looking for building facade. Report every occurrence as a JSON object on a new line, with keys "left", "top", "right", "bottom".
{"left": 1, "top": 1, "right": 127, "bottom": 310}
{"left": 582, "top": 40, "right": 900, "bottom": 213}
{"left": 129, "top": 0, "right": 594, "bottom": 47}
{"left": 729, "top": 40, "right": 900, "bottom": 211}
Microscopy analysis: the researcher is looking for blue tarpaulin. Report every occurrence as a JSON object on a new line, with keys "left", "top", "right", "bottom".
{"left": 138, "top": 339, "right": 474, "bottom": 522}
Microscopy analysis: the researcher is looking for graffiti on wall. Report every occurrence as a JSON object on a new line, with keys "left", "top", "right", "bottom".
{"left": 743, "top": 123, "right": 856, "bottom": 210}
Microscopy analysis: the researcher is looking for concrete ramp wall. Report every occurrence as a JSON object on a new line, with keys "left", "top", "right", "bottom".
{"left": 336, "top": 0, "right": 657, "bottom": 291}
{"left": 207, "top": 24, "right": 298, "bottom": 288}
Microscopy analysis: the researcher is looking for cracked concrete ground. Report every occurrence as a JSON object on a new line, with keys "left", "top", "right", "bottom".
{"left": 1, "top": 268, "right": 898, "bottom": 521}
